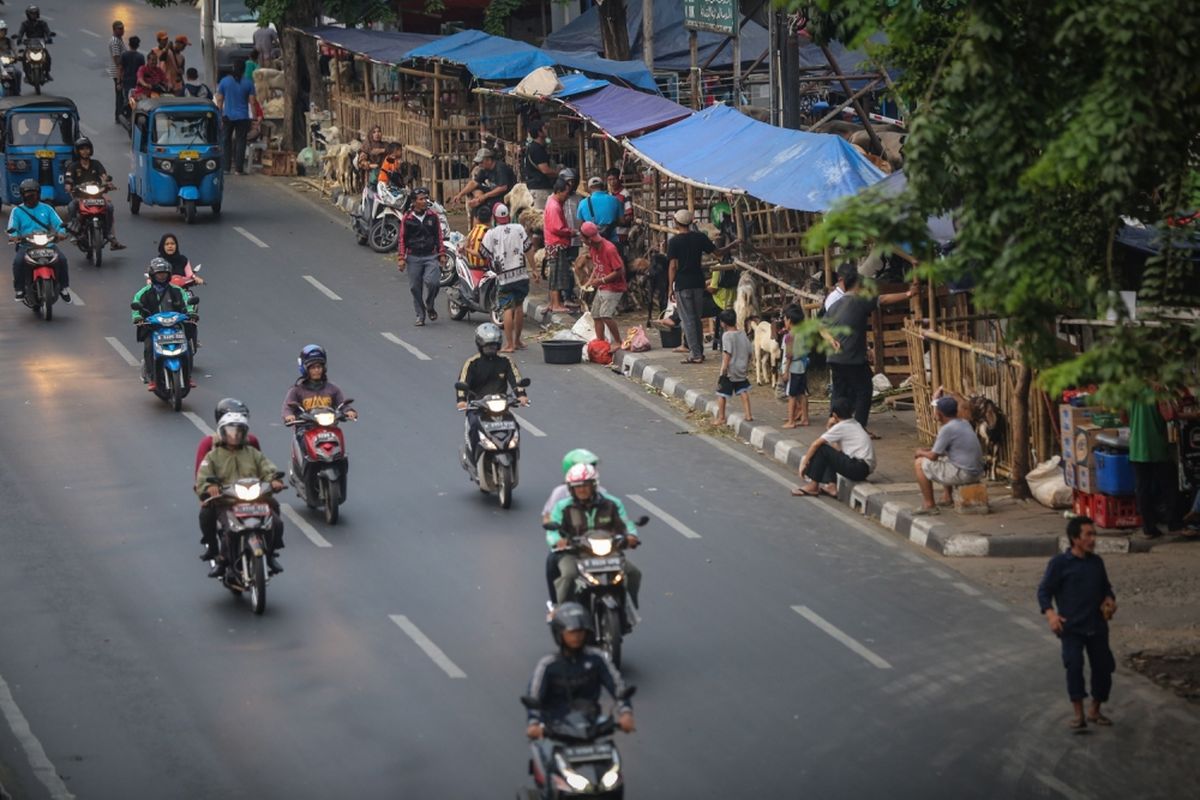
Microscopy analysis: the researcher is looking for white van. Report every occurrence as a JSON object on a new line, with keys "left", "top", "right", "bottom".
{"left": 201, "top": 0, "right": 273, "bottom": 78}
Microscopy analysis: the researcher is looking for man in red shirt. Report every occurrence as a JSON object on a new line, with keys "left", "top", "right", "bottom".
{"left": 193, "top": 398, "right": 262, "bottom": 475}
{"left": 542, "top": 179, "right": 574, "bottom": 313}
{"left": 581, "top": 221, "right": 627, "bottom": 348}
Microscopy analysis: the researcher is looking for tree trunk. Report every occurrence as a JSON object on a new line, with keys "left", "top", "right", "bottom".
{"left": 281, "top": 29, "right": 305, "bottom": 152}
{"left": 1010, "top": 364, "right": 1033, "bottom": 499}
{"left": 597, "top": 0, "right": 632, "bottom": 62}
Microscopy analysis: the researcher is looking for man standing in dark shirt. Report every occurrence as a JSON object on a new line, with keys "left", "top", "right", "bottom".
{"left": 521, "top": 120, "right": 556, "bottom": 209}
{"left": 1037, "top": 516, "right": 1118, "bottom": 731}
{"left": 667, "top": 209, "right": 737, "bottom": 364}
{"left": 450, "top": 148, "right": 515, "bottom": 212}
{"left": 119, "top": 37, "right": 146, "bottom": 116}
{"left": 822, "top": 268, "right": 913, "bottom": 429}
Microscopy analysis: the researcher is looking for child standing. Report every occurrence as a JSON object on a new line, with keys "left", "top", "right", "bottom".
{"left": 715, "top": 309, "right": 753, "bottom": 424}
{"left": 781, "top": 304, "right": 810, "bottom": 428}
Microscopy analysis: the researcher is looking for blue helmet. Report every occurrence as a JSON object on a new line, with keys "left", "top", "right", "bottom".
{"left": 297, "top": 344, "right": 326, "bottom": 376}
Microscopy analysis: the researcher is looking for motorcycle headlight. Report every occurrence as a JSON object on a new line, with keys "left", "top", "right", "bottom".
{"left": 205, "top": 159, "right": 218, "bottom": 171}
{"left": 587, "top": 535, "right": 613, "bottom": 557}
{"left": 554, "top": 755, "right": 590, "bottom": 792}
{"left": 581, "top": 570, "right": 600, "bottom": 585}
{"left": 28, "top": 51, "right": 43, "bottom": 62}
{"left": 601, "top": 764, "right": 620, "bottom": 789}
{"left": 479, "top": 436, "right": 499, "bottom": 451}
{"left": 159, "top": 159, "right": 174, "bottom": 173}
{"left": 313, "top": 411, "right": 336, "bottom": 427}
{"left": 234, "top": 483, "right": 262, "bottom": 501}
{"left": 29, "top": 233, "right": 50, "bottom": 247}
{"left": 83, "top": 184, "right": 101, "bottom": 196}
{"left": 1, "top": 56, "right": 12, "bottom": 65}
{"left": 484, "top": 398, "right": 507, "bottom": 414}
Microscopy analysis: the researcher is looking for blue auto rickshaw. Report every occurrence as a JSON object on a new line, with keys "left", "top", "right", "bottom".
{"left": 0, "top": 95, "right": 78, "bottom": 205}
{"left": 128, "top": 97, "right": 222, "bottom": 224}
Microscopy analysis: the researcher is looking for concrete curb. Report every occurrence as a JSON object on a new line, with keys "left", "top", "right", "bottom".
{"left": 521, "top": 315, "right": 1139, "bottom": 558}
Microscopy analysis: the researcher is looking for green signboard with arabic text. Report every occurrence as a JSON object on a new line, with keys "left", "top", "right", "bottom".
{"left": 684, "top": 0, "right": 738, "bottom": 36}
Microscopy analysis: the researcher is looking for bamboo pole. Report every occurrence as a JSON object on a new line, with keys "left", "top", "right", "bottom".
{"left": 823, "top": 246, "right": 833, "bottom": 289}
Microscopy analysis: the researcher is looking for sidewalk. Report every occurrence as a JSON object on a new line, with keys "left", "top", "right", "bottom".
{"left": 520, "top": 291, "right": 1152, "bottom": 559}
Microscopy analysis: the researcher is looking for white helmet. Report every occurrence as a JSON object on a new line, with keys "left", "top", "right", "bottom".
{"left": 216, "top": 412, "right": 249, "bottom": 446}
{"left": 565, "top": 463, "right": 598, "bottom": 487}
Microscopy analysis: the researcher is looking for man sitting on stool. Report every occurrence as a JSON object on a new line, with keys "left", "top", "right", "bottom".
{"left": 913, "top": 395, "right": 984, "bottom": 515}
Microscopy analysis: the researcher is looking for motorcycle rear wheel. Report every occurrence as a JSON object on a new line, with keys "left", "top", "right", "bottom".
{"left": 447, "top": 291, "right": 469, "bottom": 321}
{"left": 250, "top": 554, "right": 267, "bottom": 615}
{"left": 368, "top": 216, "right": 399, "bottom": 253}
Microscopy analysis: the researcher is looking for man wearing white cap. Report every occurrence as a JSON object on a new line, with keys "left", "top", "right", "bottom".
{"left": 451, "top": 147, "right": 515, "bottom": 211}
{"left": 482, "top": 203, "right": 535, "bottom": 352}
{"left": 667, "top": 208, "right": 738, "bottom": 364}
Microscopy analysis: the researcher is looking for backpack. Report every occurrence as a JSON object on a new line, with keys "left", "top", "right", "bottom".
{"left": 583, "top": 196, "right": 618, "bottom": 241}
{"left": 586, "top": 339, "right": 613, "bottom": 365}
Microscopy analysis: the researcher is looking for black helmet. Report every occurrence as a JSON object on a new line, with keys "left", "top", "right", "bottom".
{"left": 74, "top": 137, "right": 93, "bottom": 157}
{"left": 148, "top": 257, "right": 171, "bottom": 283}
{"left": 474, "top": 322, "right": 501, "bottom": 356}
{"left": 549, "top": 602, "right": 592, "bottom": 647}
{"left": 558, "top": 167, "right": 578, "bottom": 182}
{"left": 298, "top": 343, "right": 326, "bottom": 376}
{"left": 213, "top": 397, "right": 249, "bottom": 426}
{"left": 25, "top": 6, "right": 39, "bottom": 21}
{"left": 18, "top": 178, "right": 38, "bottom": 197}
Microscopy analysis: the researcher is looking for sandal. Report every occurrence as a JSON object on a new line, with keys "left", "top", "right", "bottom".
{"left": 1068, "top": 717, "right": 1087, "bottom": 731}
{"left": 819, "top": 485, "right": 838, "bottom": 498}
{"left": 791, "top": 485, "right": 821, "bottom": 497}
{"left": 1087, "top": 713, "right": 1112, "bottom": 727}
{"left": 681, "top": 357, "right": 705, "bottom": 364}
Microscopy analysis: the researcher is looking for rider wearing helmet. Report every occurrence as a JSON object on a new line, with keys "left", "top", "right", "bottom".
{"left": 7, "top": 178, "right": 69, "bottom": 302}
{"left": 193, "top": 398, "right": 262, "bottom": 476}
{"left": 546, "top": 464, "right": 642, "bottom": 608}
{"left": 525, "top": 602, "right": 635, "bottom": 742}
{"left": 281, "top": 344, "right": 358, "bottom": 424}
{"left": 0, "top": 21, "right": 23, "bottom": 94}
{"left": 64, "top": 137, "right": 125, "bottom": 250}
{"left": 196, "top": 411, "right": 287, "bottom": 577}
{"left": 16, "top": 6, "right": 52, "bottom": 81}
{"left": 131, "top": 257, "right": 195, "bottom": 389}
{"left": 456, "top": 322, "right": 528, "bottom": 461}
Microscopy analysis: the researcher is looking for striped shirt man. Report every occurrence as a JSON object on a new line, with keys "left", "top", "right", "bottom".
{"left": 108, "top": 26, "right": 126, "bottom": 80}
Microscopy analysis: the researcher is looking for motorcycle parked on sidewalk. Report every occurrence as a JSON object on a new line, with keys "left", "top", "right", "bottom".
{"left": 440, "top": 229, "right": 464, "bottom": 287}
{"left": 519, "top": 688, "right": 636, "bottom": 800}
{"left": 543, "top": 518, "right": 648, "bottom": 668}
{"left": 72, "top": 182, "right": 113, "bottom": 267}
{"left": 285, "top": 400, "right": 355, "bottom": 525}
{"left": 20, "top": 39, "right": 50, "bottom": 95}
{"left": 203, "top": 477, "right": 280, "bottom": 615}
{"left": 15, "top": 232, "right": 63, "bottom": 321}
{"left": 455, "top": 379, "right": 530, "bottom": 509}
{"left": 0, "top": 54, "right": 20, "bottom": 96}
{"left": 134, "top": 306, "right": 194, "bottom": 411}
{"left": 445, "top": 244, "right": 501, "bottom": 325}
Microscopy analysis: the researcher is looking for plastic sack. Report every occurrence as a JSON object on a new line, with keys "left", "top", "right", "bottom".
{"left": 1028, "top": 456, "right": 1073, "bottom": 509}
{"left": 587, "top": 339, "right": 613, "bottom": 365}
{"left": 871, "top": 372, "right": 893, "bottom": 395}
{"left": 571, "top": 312, "right": 596, "bottom": 342}
{"left": 624, "top": 326, "right": 651, "bottom": 352}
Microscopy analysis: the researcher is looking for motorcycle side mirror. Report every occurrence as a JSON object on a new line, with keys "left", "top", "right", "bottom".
{"left": 519, "top": 695, "right": 541, "bottom": 711}
{"left": 454, "top": 381, "right": 470, "bottom": 392}
{"left": 192, "top": 263, "right": 202, "bottom": 272}
{"left": 340, "top": 398, "right": 355, "bottom": 407}
{"left": 205, "top": 476, "right": 221, "bottom": 484}
{"left": 542, "top": 521, "right": 561, "bottom": 532}
{"left": 272, "top": 471, "right": 285, "bottom": 481}
{"left": 635, "top": 516, "right": 650, "bottom": 527}
{"left": 517, "top": 378, "right": 531, "bottom": 388}
{"left": 618, "top": 686, "right": 637, "bottom": 701}
{"left": 130, "top": 302, "right": 141, "bottom": 310}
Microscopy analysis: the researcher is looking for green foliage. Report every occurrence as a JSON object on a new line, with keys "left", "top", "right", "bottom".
{"left": 794, "top": 0, "right": 1200, "bottom": 406}
{"left": 483, "top": 0, "right": 528, "bottom": 36}
{"left": 141, "top": 0, "right": 393, "bottom": 26}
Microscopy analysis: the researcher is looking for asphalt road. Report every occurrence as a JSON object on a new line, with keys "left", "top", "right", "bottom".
{"left": 0, "top": 3, "right": 1197, "bottom": 798}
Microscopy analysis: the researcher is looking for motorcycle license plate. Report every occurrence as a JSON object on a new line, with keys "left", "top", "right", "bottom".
{"left": 481, "top": 420, "right": 516, "bottom": 431}
{"left": 179, "top": 150, "right": 200, "bottom": 160}
{"left": 581, "top": 556, "right": 623, "bottom": 572}
{"left": 35, "top": 150, "right": 54, "bottom": 159}
{"left": 155, "top": 331, "right": 187, "bottom": 344}
{"left": 82, "top": 199, "right": 105, "bottom": 208}
{"left": 28, "top": 248, "right": 54, "bottom": 259}
{"left": 563, "top": 743, "right": 613, "bottom": 762}
{"left": 233, "top": 503, "right": 270, "bottom": 517}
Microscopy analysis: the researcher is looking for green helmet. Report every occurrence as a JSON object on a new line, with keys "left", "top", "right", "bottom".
{"left": 561, "top": 448, "right": 599, "bottom": 477}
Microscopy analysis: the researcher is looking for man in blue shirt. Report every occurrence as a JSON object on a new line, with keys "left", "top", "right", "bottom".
{"left": 7, "top": 179, "right": 69, "bottom": 302}
{"left": 215, "top": 58, "right": 260, "bottom": 175}
{"left": 1037, "top": 515, "right": 1117, "bottom": 731}
{"left": 578, "top": 176, "right": 623, "bottom": 245}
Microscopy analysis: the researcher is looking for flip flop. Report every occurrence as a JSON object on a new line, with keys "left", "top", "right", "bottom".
{"left": 1068, "top": 717, "right": 1087, "bottom": 731}
{"left": 791, "top": 486, "right": 821, "bottom": 497}
{"left": 819, "top": 485, "right": 838, "bottom": 498}
{"left": 1087, "top": 714, "right": 1112, "bottom": 726}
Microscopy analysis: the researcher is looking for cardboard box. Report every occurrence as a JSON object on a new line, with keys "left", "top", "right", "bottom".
{"left": 1075, "top": 461, "right": 1098, "bottom": 494}
{"left": 1063, "top": 461, "right": 1077, "bottom": 489}
{"left": 1073, "top": 425, "right": 1120, "bottom": 467}
{"left": 1060, "top": 405, "right": 1103, "bottom": 437}
{"left": 1061, "top": 434, "right": 1075, "bottom": 464}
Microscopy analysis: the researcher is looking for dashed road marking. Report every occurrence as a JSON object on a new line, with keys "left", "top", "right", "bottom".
{"left": 105, "top": 336, "right": 140, "bottom": 366}
{"left": 899, "top": 551, "right": 924, "bottom": 564}
{"left": 279, "top": 503, "right": 332, "bottom": 548}
{"left": 67, "top": 289, "right": 84, "bottom": 306}
{"left": 79, "top": 28, "right": 102, "bottom": 38}
{"left": 952, "top": 581, "right": 981, "bottom": 597}
{"left": 233, "top": 226, "right": 269, "bottom": 248}
{"left": 389, "top": 615, "right": 467, "bottom": 678}
{"left": 82, "top": 47, "right": 96, "bottom": 58}
{"left": 980, "top": 597, "right": 1008, "bottom": 613}
{"left": 628, "top": 494, "right": 701, "bottom": 539}
{"left": 926, "top": 566, "right": 952, "bottom": 580}
{"left": 792, "top": 605, "right": 892, "bottom": 670}
{"left": 1012, "top": 616, "right": 1044, "bottom": 633}
{"left": 512, "top": 413, "right": 545, "bottom": 437}
{"left": 303, "top": 275, "right": 342, "bottom": 300}
{"left": 380, "top": 331, "right": 431, "bottom": 361}
{"left": 182, "top": 411, "right": 214, "bottom": 437}
{"left": 0, "top": 671, "right": 74, "bottom": 799}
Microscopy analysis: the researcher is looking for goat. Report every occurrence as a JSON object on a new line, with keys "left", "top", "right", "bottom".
{"left": 734, "top": 270, "right": 758, "bottom": 333}
{"left": 935, "top": 386, "right": 1007, "bottom": 481}
{"left": 505, "top": 182, "right": 536, "bottom": 221}
{"left": 752, "top": 320, "right": 781, "bottom": 386}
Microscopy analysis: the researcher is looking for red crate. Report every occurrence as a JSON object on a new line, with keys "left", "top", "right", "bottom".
{"left": 1073, "top": 490, "right": 1141, "bottom": 529}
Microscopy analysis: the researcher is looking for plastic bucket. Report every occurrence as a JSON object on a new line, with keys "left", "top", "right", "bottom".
{"left": 541, "top": 340, "right": 585, "bottom": 364}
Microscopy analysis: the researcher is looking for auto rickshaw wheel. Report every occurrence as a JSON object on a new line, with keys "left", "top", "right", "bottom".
{"left": 212, "top": 202, "right": 221, "bottom": 217}
{"left": 183, "top": 200, "right": 198, "bottom": 225}
{"left": 130, "top": 193, "right": 141, "bottom": 215}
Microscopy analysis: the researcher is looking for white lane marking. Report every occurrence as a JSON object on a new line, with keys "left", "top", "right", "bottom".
{"left": 67, "top": 289, "right": 84, "bottom": 306}
{"left": 279, "top": 503, "right": 332, "bottom": 548}
{"left": 791, "top": 605, "right": 892, "bottom": 670}
{"left": 1035, "top": 773, "right": 1090, "bottom": 800}
{"left": 105, "top": 336, "right": 140, "bottom": 366}
{"left": 389, "top": 615, "right": 467, "bottom": 679}
{"left": 0, "top": 672, "right": 75, "bottom": 799}
{"left": 380, "top": 331, "right": 431, "bottom": 361}
{"left": 952, "top": 581, "right": 981, "bottom": 597}
{"left": 926, "top": 566, "right": 952, "bottom": 580}
{"left": 628, "top": 494, "right": 701, "bottom": 539}
{"left": 182, "top": 411, "right": 214, "bottom": 437}
{"left": 79, "top": 28, "right": 102, "bottom": 38}
{"left": 1012, "top": 616, "right": 1043, "bottom": 633}
{"left": 82, "top": 47, "right": 96, "bottom": 58}
{"left": 303, "top": 275, "right": 342, "bottom": 301}
{"left": 233, "top": 226, "right": 270, "bottom": 248}
{"left": 980, "top": 597, "right": 1008, "bottom": 613}
{"left": 899, "top": 551, "right": 924, "bottom": 564}
{"left": 512, "top": 413, "right": 545, "bottom": 437}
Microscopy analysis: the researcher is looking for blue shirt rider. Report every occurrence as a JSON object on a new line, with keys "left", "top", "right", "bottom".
{"left": 7, "top": 179, "right": 69, "bottom": 301}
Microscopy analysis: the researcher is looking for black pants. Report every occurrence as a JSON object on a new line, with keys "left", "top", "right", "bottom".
{"left": 113, "top": 78, "right": 125, "bottom": 121}
{"left": 465, "top": 410, "right": 482, "bottom": 461}
{"left": 12, "top": 249, "right": 69, "bottom": 291}
{"left": 804, "top": 443, "right": 871, "bottom": 485}
{"left": 1061, "top": 629, "right": 1114, "bottom": 702}
{"left": 830, "top": 362, "right": 874, "bottom": 427}
{"left": 545, "top": 550, "right": 563, "bottom": 604}
{"left": 222, "top": 117, "right": 252, "bottom": 173}
{"left": 198, "top": 502, "right": 285, "bottom": 552}
{"left": 1132, "top": 460, "right": 1182, "bottom": 535}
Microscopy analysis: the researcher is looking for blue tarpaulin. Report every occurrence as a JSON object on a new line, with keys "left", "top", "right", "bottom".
{"left": 505, "top": 73, "right": 611, "bottom": 99}
{"left": 405, "top": 30, "right": 554, "bottom": 81}
{"left": 542, "top": 50, "right": 658, "bottom": 93}
{"left": 873, "top": 170, "right": 956, "bottom": 244}
{"left": 627, "top": 104, "right": 884, "bottom": 212}
{"left": 564, "top": 85, "right": 692, "bottom": 138}
{"left": 304, "top": 26, "right": 439, "bottom": 64}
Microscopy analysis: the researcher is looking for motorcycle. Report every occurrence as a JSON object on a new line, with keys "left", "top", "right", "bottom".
{"left": 365, "top": 182, "right": 408, "bottom": 253}
{"left": 170, "top": 265, "right": 203, "bottom": 356}
{"left": 440, "top": 229, "right": 464, "bottom": 287}
{"left": 445, "top": 240, "right": 501, "bottom": 325}
{"left": 285, "top": 399, "right": 355, "bottom": 525}
{"left": 203, "top": 477, "right": 280, "bottom": 615}
{"left": 133, "top": 305, "right": 194, "bottom": 411}
{"left": 519, "top": 688, "right": 636, "bottom": 800}
{"left": 455, "top": 379, "right": 530, "bottom": 509}
{"left": 20, "top": 39, "right": 50, "bottom": 95}
{"left": 14, "top": 231, "right": 63, "bottom": 321}
{"left": 72, "top": 182, "right": 113, "bottom": 267}
{"left": 0, "top": 54, "right": 20, "bottom": 96}
{"left": 542, "top": 517, "right": 649, "bottom": 669}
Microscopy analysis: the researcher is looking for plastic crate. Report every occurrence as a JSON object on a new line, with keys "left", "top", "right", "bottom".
{"left": 1094, "top": 449, "right": 1135, "bottom": 496}
{"left": 1073, "top": 490, "right": 1141, "bottom": 529}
